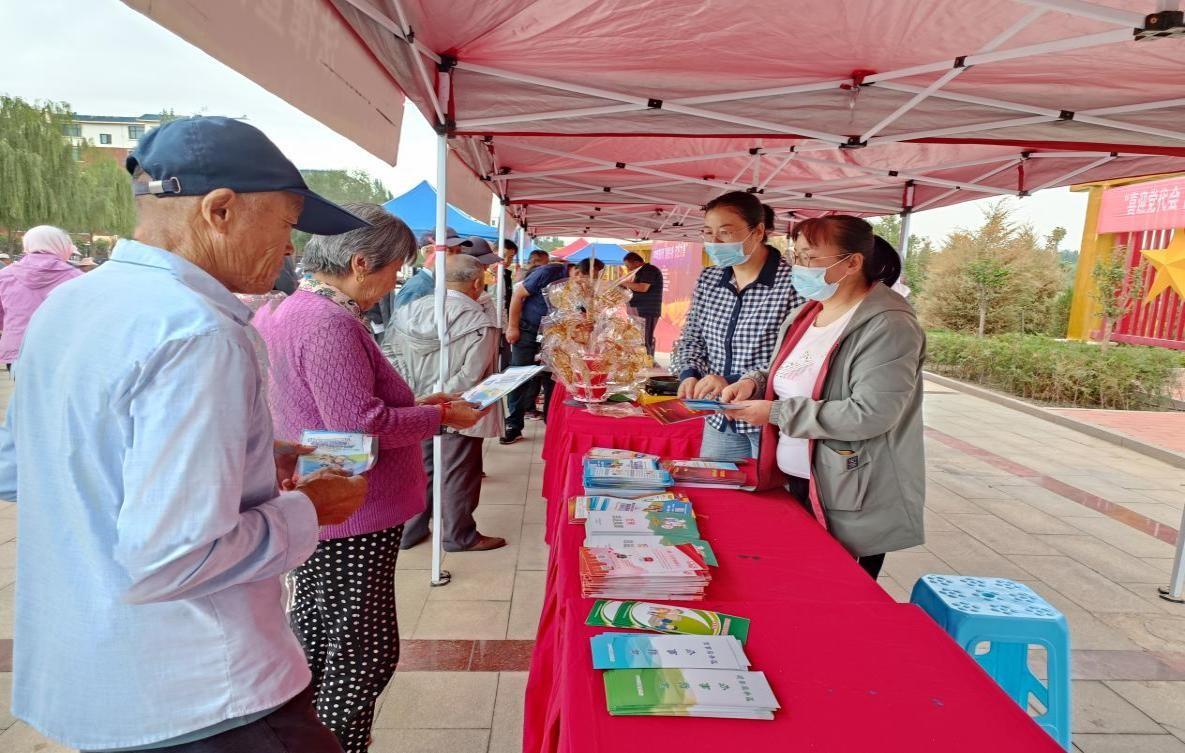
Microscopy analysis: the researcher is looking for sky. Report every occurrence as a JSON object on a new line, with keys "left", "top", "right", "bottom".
{"left": 2, "top": 0, "right": 1091, "bottom": 250}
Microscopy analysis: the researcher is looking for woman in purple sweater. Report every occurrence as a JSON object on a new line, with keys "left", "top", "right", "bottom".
{"left": 256, "top": 203, "right": 485, "bottom": 752}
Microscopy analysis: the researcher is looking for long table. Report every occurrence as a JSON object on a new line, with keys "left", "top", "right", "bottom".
{"left": 524, "top": 411, "right": 1064, "bottom": 753}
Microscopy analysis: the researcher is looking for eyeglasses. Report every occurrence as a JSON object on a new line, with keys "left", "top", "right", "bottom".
{"left": 789, "top": 251, "right": 851, "bottom": 267}
{"left": 700, "top": 227, "right": 754, "bottom": 244}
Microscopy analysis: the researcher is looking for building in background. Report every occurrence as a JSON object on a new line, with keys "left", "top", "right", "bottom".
{"left": 65, "top": 114, "right": 162, "bottom": 162}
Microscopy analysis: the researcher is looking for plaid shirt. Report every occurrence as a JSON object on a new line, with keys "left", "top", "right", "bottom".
{"left": 672, "top": 249, "right": 803, "bottom": 434}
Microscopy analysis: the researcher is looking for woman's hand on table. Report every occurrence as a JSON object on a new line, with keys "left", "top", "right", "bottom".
{"left": 417, "top": 392, "right": 461, "bottom": 406}
{"left": 441, "top": 401, "right": 490, "bottom": 430}
{"left": 691, "top": 374, "right": 729, "bottom": 399}
{"left": 723, "top": 400, "right": 773, "bottom": 427}
{"left": 720, "top": 378, "right": 757, "bottom": 403}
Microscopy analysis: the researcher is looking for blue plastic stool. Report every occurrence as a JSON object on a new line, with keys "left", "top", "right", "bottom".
{"left": 910, "top": 574, "right": 1071, "bottom": 750}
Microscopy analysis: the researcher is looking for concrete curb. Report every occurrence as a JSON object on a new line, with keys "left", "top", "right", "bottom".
{"left": 922, "top": 371, "right": 1185, "bottom": 471}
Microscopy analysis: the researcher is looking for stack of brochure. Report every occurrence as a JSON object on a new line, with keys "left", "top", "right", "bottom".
{"left": 579, "top": 544, "right": 711, "bottom": 600}
{"left": 603, "top": 668, "right": 780, "bottom": 720}
{"left": 583, "top": 456, "right": 673, "bottom": 497}
{"left": 665, "top": 459, "right": 750, "bottom": 489}
{"left": 567, "top": 493, "right": 693, "bottom": 524}
{"left": 591, "top": 633, "right": 750, "bottom": 671}
{"left": 586, "top": 600, "right": 750, "bottom": 642}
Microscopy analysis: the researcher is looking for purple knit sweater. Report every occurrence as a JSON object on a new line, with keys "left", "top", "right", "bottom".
{"left": 256, "top": 290, "right": 441, "bottom": 539}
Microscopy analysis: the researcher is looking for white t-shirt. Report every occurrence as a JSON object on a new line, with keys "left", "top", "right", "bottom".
{"left": 773, "top": 306, "right": 858, "bottom": 479}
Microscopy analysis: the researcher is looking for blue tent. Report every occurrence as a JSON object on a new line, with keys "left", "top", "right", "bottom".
{"left": 565, "top": 242, "right": 629, "bottom": 265}
{"left": 382, "top": 180, "right": 500, "bottom": 243}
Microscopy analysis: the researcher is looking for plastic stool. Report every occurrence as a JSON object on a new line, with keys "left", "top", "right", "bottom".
{"left": 910, "top": 574, "right": 1071, "bottom": 750}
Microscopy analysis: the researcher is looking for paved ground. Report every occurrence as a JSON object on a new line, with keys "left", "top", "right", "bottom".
{"left": 1051, "top": 409, "right": 1185, "bottom": 456}
{"left": 2, "top": 375, "right": 1185, "bottom": 752}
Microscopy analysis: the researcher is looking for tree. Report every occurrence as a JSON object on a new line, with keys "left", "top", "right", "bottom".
{"left": 919, "top": 202, "right": 1063, "bottom": 336}
{"left": 534, "top": 236, "right": 565, "bottom": 253}
{"left": 1092, "top": 245, "right": 1147, "bottom": 351}
{"left": 292, "top": 169, "right": 393, "bottom": 252}
{"left": 75, "top": 146, "right": 135, "bottom": 237}
{"left": 965, "top": 257, "right": 1010, "bottom": 337}
{"left": 870, "top": 214, "right": 934, "bottom": 295}
{"left": 0, "top": 96, "right": 81, "bottom": 242}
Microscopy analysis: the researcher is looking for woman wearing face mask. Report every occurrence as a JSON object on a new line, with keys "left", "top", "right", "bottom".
{"left": 672, "top": 191, "right": 803, "bottom": 460}
{"left": 719, "top": 215, "right": 925, "bottom": 579}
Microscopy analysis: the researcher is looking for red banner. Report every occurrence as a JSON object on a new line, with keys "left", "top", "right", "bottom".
{"left": 1098, "top": 176, "right": 1185, "bottom": 234}
{"left": 650, "top": 241, "right": 704, "bottom": 353}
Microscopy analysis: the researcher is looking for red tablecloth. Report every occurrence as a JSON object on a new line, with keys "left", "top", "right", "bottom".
{"left": 525, "top": 419, "right": 1063, "bottom": 752}
{"left": 540, "top": 384, "right": 703, "bottom": 514}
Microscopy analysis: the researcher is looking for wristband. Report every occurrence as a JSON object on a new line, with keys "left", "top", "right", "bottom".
{"left": 438, "top": 402, "right": 450, "bottom": 427}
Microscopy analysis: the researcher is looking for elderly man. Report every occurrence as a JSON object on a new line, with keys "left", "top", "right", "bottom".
{"left": 0, "top": 117, "right": 369, "bottom": 752}
{"left": 386, "top": 254, "right": 506, "bottom": 552}
{"left": 391, "top": 226, "right": 472, "bottom": 308}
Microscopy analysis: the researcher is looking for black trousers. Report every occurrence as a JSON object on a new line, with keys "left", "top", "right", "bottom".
{"left": 90, "top": 686, "right": 343, "bottom": 752}
{"left": 403, "top": 434, "right": 484, "bottom": 551}
{"left": 506, "top": 327, "right": 554, "bottom": 432}
{"left": 640, "top": 313, "right": 660, "bottom": 356}
{"left": 785, "top": 476, "right": 885, "bottom": 580}
{"left": 290, "top": 526, "right": 404, "bottom": 753}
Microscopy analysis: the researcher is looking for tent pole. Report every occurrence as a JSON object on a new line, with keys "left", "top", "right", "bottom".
{"left": 430, "top": 129, "right": 451, "bottom": 588}
{"left": 495, "top": 205, "right": 506, "bottom": 330}
{"left": 899, "top": 211, "right": 913, "bottom": 260}
{"left": 1160, "top": 505, "right": 1185, "bottom": 603}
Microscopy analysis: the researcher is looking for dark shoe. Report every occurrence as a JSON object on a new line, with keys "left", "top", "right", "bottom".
{"left": 454, "top": 534, "right": 507, "bottom": 552}
{"left": 499, "top": 430, "right": 523, "bottom": 445}
{"left": 400, "top": 533, "right": 429, "bottom": 550}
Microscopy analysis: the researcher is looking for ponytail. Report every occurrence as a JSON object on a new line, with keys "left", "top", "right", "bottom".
{"left": 868, "top": 235, "right": 902, "bottom": 287}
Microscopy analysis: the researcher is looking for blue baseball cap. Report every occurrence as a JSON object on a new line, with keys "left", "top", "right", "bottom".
{"left": 126, "top": 116, "right": 370, "bottom": 235}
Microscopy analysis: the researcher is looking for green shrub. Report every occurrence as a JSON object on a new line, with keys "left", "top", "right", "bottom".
{"left": 926, "top": 331, "right": 1185, "bottom": 409}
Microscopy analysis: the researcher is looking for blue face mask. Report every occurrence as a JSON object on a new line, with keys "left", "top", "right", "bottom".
{"left": 791, "top": 257, "right": 850, "bottom": 302}
{"left": 704, "top": 231, "right": 755, "bottom": 267}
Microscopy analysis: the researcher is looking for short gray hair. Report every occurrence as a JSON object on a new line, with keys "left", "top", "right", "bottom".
{"left": 301, "top": 203, "right": 415, "bottom": 276}
{"left": 445, "top": 253, "right": 484, "bottom": 284}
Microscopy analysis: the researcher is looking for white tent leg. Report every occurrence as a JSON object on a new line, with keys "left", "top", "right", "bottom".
{"left": 899, "top": 211, "right": 913, "bottom": 259}
{"left": 1160, "top": 508, "right": 1185, "bottom": 603}
{"left": 495, "top": 206, "right": 506, "bottom": 330}
{"left": 430, "top": 130, "right": 451, "bottom": 588}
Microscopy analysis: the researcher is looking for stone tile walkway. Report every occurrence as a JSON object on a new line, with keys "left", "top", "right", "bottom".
{"left": 1052, "top": 409, "right": 1185, "bottom": 456}
{"left": 3, "top": 377, "right": 1185, "bottom": 752}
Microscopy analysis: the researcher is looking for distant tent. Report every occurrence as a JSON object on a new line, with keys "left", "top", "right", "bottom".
{"left": 554, "top": 238, "right": 589, "bottom": 259}
{"left": 382, "top": 180, "right": 499, "bottom": 243}
{"left": 565, "top": 242, "right": 630, "bottom": 265}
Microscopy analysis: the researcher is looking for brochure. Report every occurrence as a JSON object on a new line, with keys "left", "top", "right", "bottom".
{"left": 585, "top": 448, "right": 661, "bottom": 461}
{"left": 297, "top": 430, "right": 377, "bottom": 477}
{"left": 583, "top": 510, "right": 701, "bottom": 541}
{"left": 586, "top": 600, "right": 751, "bottom": 643}
{"left": 461, "top": 365, "right": 545, "bottom": 409}
{"left": 568, "top": 494, "right": 692, "bottom": 523}
{"left": 641, "top": 400, "right": 714, "bottom": 425}
{"left": 604, "top": 668, "right": 779, "bottom": 720}
{"left": 665, "top": 463, "right": 749, "bottom": 489}
{"left": 591, "top": 633, "right": 750, "bottom": 670}
{"left": 680, "top": 399, "right": 744, "bottom": 412}
{"left": 579, "top": 544, "right": 711, "bottom": 600}
{"left": 583, "top": 535, "right": 718, "bottom": 566}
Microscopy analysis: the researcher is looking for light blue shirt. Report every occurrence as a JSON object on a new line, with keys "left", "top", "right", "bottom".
{"left": 0, "top": 240, "right": 320, "bottom": 750}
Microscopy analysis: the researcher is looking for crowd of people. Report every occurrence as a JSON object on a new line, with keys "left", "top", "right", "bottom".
{"left": 0, "top": 115, "right": 926, "bottom": 752}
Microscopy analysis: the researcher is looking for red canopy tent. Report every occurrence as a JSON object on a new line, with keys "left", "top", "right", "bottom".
{"left": 553, "top": 238, "right": 589, "bottom": 259}
{"left": 314, "top": 0, "right": 1185, "bottom": 242}
{"left": 124, "top": 0, "right": 1185, "bottom": 588}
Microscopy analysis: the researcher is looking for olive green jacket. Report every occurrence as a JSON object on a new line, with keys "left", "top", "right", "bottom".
{"left": 743, "top": 283, "right": 926, "bottom": 557}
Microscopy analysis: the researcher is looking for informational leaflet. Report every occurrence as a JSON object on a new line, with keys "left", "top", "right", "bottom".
{"left": 579, "top": 545, "right": 711, "bottom": 600}
{"left": 583, "top": 510, "right": 701, "bottom": 541}
{"left": 297, "top": 431, "right": 377, "bottom": 477}
{"left": 568, "top": 494, "right": 692, "bottom": 523}
{"left": 583, "top": 535, "right": 718, "bottom": 566}
{"left": 586, "top": 600, "right": 751, "bottom": 643}
{"left": 590, "top": 633, "right": 750, "bottom": 670}
{"left": 585, "top": 448, "right": 661, "bottom": 461}
{"left": 603, "top": 668, "right": 780, "bottom": 720}
{"left": 461, "top": 365, "right": 545, "bottom": 409}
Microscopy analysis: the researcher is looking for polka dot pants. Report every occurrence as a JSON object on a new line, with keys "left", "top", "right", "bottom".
{"left": 290, "top": 526, "right": 403, "bottom": 753}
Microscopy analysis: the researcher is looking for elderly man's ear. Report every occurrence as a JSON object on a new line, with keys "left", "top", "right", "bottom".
{"left": 198, "top": 188, "right": 238, "bottom": 233}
